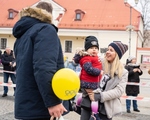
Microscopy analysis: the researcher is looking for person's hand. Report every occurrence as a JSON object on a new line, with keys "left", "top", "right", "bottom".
{"left": 78, "top": 51, "right": 89, "bottom": 56}
{"left": 133, "top": 68, "right": 138, "bottom": 72}
{"left": 85, "top": 89, "right": 95, "bottom": 101}
{"left": 88, "top": 92, "right": 95, "bottom": 101}
{"left": 137, "top": 69, "right": 141, "bottom": 73}
{"left": 12, "top": 62, "right": 16, "bottom": 67}
{"left": 9, "top": 62, "right": 12, "bottom": 66}
{"left": 75, "top": 48, "right": 88, "bottom": 56}
{"left": 48, "top": 103, "right": 67, "bottom": 118}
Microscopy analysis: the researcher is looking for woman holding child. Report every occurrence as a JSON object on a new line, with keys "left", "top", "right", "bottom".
{"left": 74, "top": 39, "right": 128, "bottom": 120}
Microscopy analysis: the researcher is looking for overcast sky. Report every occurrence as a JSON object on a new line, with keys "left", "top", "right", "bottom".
{"left": 127, "top": 0, "right": 142, "bottom": 12}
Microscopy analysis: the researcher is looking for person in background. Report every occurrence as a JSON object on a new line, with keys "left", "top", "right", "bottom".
{"left": 87, "top": 42, "right": 128, "bottom": 120}
{"left": 125, "top": 56, "right": 143, "bottom": 113}
{"left": 64, "top": 49, "right": 81, "bottom": 73}
{"left": 1, "top": 47, "right": 16, "bottom": 97}
{"left": 12, "top": 2, "right": 68, "bottom": 120}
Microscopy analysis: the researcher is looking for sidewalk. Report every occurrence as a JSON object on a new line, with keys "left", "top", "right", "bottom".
{"left": 0, "top": 75, "right": 150, "bottom": 120}
{"left": 63, "top": 108, "right": 150, "bottom": 120}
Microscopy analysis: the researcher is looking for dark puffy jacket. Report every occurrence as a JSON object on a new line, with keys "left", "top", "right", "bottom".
{"left": 13, "top": 7, "right": 65, "bottom": 119}
{"left": 1, "top": 51, "right": 15, "bottom": 71}
{"left": 125, "top": 64, "right": 143, "bottom": 95}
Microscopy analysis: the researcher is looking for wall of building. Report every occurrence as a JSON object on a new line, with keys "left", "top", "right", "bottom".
{"left": 59, "top": 29, "right": 138, "bottom": 64}
{"left": 0, "top": 28, "right": 143, "bottom": 65}
{"left": 60, "top": 36, "right": 84, "bottom": 61}
{"left": 137, "top": 49, "right": 150, "bottom": 64}
{"left": 0, "top": 34, "right": 15, "bottom": 52}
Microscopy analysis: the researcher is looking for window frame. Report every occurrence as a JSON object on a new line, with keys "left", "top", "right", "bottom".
{"left": 65, "top": 40, "right": 72, "bottom": 53}
{"left": 0, "top": 38, "right": 7, "bottom": 49}
{"left": 75, "top": 13, "right": 81, "bottom": 20}
{"left": 8, "top": 12, "right": 13, "bottom": 19}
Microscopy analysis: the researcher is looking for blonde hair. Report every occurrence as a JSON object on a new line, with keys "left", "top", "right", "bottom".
{"left": 103, "top": 54, "right": 124, "bottom": 79}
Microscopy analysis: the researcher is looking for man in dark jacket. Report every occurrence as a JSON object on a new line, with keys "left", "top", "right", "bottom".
{"left": 13, "top": 2, "right": 68, "bottom": 120}
{"left": 1, "top": 47, "right": 16, "bottom": 97}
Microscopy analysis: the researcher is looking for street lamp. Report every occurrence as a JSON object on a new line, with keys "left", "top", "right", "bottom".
{"left": 124, "top": 0, "right": 139, "bottom": 56}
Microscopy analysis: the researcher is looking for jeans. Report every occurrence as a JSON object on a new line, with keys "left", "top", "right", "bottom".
{"left": 126, "top": 94, "right": 138, "bottom": 110}
{"left": 3, "top": 72, "right": 16, "bottom": 94}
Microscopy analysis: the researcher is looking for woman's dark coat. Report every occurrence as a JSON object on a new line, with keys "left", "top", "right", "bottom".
{"left": 13, "top": 7, "right": 65, "bottom": 119}
{"left": 125, "top": 64, "right": 143, "bottom": 95}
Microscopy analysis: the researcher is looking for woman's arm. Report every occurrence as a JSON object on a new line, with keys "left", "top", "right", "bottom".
{"left": 88, "top": 70, "right": 128, "bottom": 102}
{"left": 100, "top": 70, "right": 128, "bottom": 102}
{"left": 83, "top": 62, "right": 101, "bottom": 76}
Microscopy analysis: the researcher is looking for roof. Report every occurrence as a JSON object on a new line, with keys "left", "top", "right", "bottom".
{"left": 0, "top": 0, "right": 141, "bottom": 31}
{"left": 53, "top": 0, "right": 141, "bottom": 30}
{"left": 0, "top": 0, "right": 40, "bottom": 28}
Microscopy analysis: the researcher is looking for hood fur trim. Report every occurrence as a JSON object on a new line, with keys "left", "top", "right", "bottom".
{"left": 128, "top": 63, "right": 140, "bottom": 67}
{"left": 20, "top": 7, "right": 52, "bottom": 24}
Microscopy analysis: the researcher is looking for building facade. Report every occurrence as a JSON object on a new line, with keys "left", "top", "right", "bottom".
{"left": 0, "top": 0, "right": 149, "bottom": 65}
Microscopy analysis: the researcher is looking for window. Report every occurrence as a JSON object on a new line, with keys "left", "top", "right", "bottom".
{"left": 9, "top": 12, "right": 13, "bottom": 19}
{"left": 76, "top": 13, "right": 81, "bottom": 20}
{"left": 1, "top": 38, "right": 7, "bottom": 49}
{"left": 74, "top": 9, "right": 85, "bottom": 21}
{"left": 65, "top": 41, "right": 72, "bottom": 53}
{"left": 100, "top": 48, "right": 107, "bottom": 53}
{"left": 141, "top": 55, "right": 150, "bottom": 64}
{"left": 8, "top": 9, "right": 19, "bottom": 19}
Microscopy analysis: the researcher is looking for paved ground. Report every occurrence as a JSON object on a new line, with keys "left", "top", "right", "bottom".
{"left": 0, "top": 68, "right": 150, "bottom": 120}
{"left": 0, "top": 95, "right": 150, "bottom": 120}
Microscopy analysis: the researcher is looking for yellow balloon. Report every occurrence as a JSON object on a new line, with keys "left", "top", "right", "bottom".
{"left": 52, "top": 68, "right": 80, "bottom": 100}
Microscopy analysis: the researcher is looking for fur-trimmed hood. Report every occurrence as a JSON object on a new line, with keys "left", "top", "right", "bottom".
{"left": 20, "top": 7, "right": 53, "bottom": 24}
{"left": 13, "top": 7, "right": 54, "bottom": 38}
{"left": 127, "top": 63, "right": 140, "bottom": 67}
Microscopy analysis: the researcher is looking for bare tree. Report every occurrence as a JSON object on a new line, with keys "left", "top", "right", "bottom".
{"left": 134, "top": 0, "right": 150, "bottom": 47}
{"left": 143, "top": 30, "right": 150, "bottom": 47}
{"left": 138, "top": 0, "right": 150, "bottom": 30}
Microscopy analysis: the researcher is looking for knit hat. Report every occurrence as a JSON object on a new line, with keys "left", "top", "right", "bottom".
{"left": 128, "top": 56, "right": 136, "bottom": 62}
{"left": 84, "top": 36, "right": 99, "bottom": 51}
{"left": 109, "top": 42, "right": 128, "bottom": 59}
